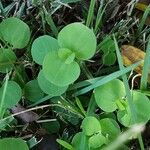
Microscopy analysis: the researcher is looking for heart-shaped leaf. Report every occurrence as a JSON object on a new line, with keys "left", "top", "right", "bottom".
{"left": 0, "top": 138, "right": 29, "bottom": 150}
{"left": 24, "top": 80, "right": 44, "bottom": 102}
{"left": 88, "top": 133, "right": 107, "bottom": 149}
{"left": 117, "top": 91, "right": 150, "bottom": 127}
{"left": 43, "top": 51, "right": 80, "bottom": 86}
{"left": 81, "top": 116, "right": 101, "bottom": 136}
{"left": 100, "top": 118, "right": 121, "bottom": 141}
{"left": 94, "top": 79, "right": 126, "bottom": 112}
{"left": 31, "top": 35, "right": 59, "bottom": 65}
{"left": 0, "top": 17, "right": 30, "bottom": 49}
{"left": 58, "top": 23, "right": 96, "bottom": 60}
{"left": 0, "top": 48, "right": 16, "bottom": 73}
{"left": 38, "top": 70, "right": 68, "bottom": 96}
{"left": 0, "top": 81, "right": 22, "bottom": 109}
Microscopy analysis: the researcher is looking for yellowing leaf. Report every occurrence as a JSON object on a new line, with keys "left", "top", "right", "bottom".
{"left": 121, "top": 45, "right": 150, "bottom": 83}
{"left": 136, "top": 3, "right": 148, "bottom": 11}
{"left": 121, "top": 45, "right": 144, "bottom": 74}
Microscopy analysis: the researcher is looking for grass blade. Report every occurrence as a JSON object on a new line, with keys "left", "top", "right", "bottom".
{"left": 113, "top": 35, "right": 145, "bottom": 150}
{"left": 86, "top": 0, "right": 96, "bottom": 27}
{"left": 43, "top": 6, "right": 58, "bottom": 37}
{"left": 0, "top": 74, "right": 9, "bottom": 119}
{"left": 94, "top": 0, "right": 107, "bottom": 34}
{"left": 74, "top": 61, "right": 142, "bottom": 96}
{"left": 137, "top": 4, "right": 150, "bottom": 35}
{"left": 140, "top": 37, "right": 150, "bottom": 90}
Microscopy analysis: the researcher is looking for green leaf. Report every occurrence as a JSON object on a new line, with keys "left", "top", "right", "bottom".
{"left": 0, "top": 138, "right": 29, "bottom": 150}
{"left": 43, "top": 51, "right": 80, "bottom": 86}
{"left": 89, "top": 133, "right": 107, "bottom": 149}
{"left": 72, "top": 132, "right": 82, "bottom": 150}
{"left": 38, "top": 70, "right": 68, "bottom": 96}
{"left": 0, "top": 17, "right": 30, "bottom": 49}
{"left": 81, "top": 116, "right": 101, "bottom": 136}
{"left": 99, "top": 35, "right": 116, "bottom": 53}
{"left": 24, "top": 80, "right": 44, "bottom": 102}
{"left": 0, "top": 81, "right": 22, "bottom": 109}
{"left": 0, "top": 116, "right": 14, "bottom": 130}
{"left": 58, "top": 48, "right": 75, "bottom": 64}
{"left": 0, "top": 48, "right": 16, "bottom": 73}
{"left": 57, "top": 139, "right": 73, "bottom": 150}
{"left": 103, "top": 52, "right": 116, "bottom": 66}
{"left": 100, "top": 118, "right": 121, "bottom": 141}
{"left": 99, "top": 36, "right": 116, "bottom": 66}
{"left": 31, "top": 35, "right": 59, "bottom": 65}
{"left": 42, "top": 120, "right": 60, "bottom": 134}
{"left": 61, "top": 0, "right": 81, "bottom": 3}
{"left": 117, "top": 91, "right": 150, "bottom": 127}
{"left": 94, "top": 79, "right": 125, "bottom": 112}
{"left": 58, "top": 23, "right": 96, "bottom": 60}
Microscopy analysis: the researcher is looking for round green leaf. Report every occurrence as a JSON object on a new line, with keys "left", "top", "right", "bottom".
{"left": 38, "top": 70, "right": 68, "bottom": 96}
{"left": 103, "top": 52, "right": 116, "bottom": 66}
{"left": 58, "top": 23, "right": 96, "bottom": 60}
{"left": 89, "top": 133, "right": 107, "bottom": 149}
{"left": 0, "top": 48, "right": 16, "bottom": 73}
{"left": 94, "top": 79, "right": 125, "bottom": 112}
{"left": 100, "top": 118, "right": 121, "bottom": 141}
{"left": 72, "top": 132, "right": 82, "bottom": 149}
{"left": 24, "top": 80, "right": 44, "bottom": 102}
{"left": 43, "top": 51, "right": 80, "bottom": 86}
{"left": 31, "top": 35, "right": 59, "bottom": 65}
{"left": 0, "top": 81, "right": 22, "bottom": 109}
{"left": 117, "top": 91, "right": 150, "bottom": 127}
{"left": 0, "top": 138, "right": 29, "bottom": 150}
{"left": 0, "top": 17, "right": 30, "bottom": 49}
{"left": 99, "top": 36, "right": 116, "bottom": 53}
{"left": 81, "top": 116, "right": 101, "bottom": 136}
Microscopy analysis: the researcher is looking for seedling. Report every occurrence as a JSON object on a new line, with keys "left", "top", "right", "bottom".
{"left": 94, "top": 79, "right": 150, "bottom": 127}
{"left": 31, "top": 22, "right": 97, "bottom": 91}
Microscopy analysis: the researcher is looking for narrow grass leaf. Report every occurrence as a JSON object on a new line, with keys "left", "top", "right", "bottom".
{"left": 140, "top": 38, "right": 150, "bottom": 90}
{"left": 86, "top": 0, "right": 96, "bottom": 27}
{"left": 113, "top": 35, "right": 145, "bottom": 150}
{"left": 137, "top": 4, "right": 150, "bottom": 34}
{"left": 74, "top": 61, "right": 142, "bottom": 96}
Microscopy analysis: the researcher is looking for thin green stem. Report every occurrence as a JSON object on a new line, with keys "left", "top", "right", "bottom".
{"left": 80, "top": 61, "right": 93, "bottom": 79}
{"left": 86, "top": 0, "right": 96, "bottom": 27}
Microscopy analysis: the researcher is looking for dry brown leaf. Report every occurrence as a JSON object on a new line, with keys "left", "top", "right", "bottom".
{"left": 121, "top": 45, "right": 150, "bottom": 83}
{"left": 121, "top": 45, "right": 144, "bottom": 74}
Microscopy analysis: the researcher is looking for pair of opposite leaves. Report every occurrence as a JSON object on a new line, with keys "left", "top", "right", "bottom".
{"left": 72, "top": 117, "right": 121, "bottom": 149}
{"left": 31, "top": 23, "right": 97, "bottom": 93}
{"left": 94, "top": 79, "right": 150, "bottom": 127}
{"left": 0, "top": 17, "right": 31, "bottom": 73}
